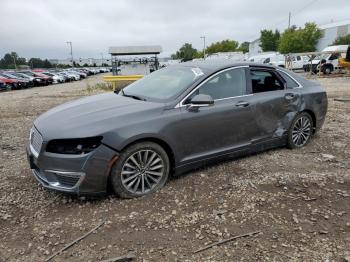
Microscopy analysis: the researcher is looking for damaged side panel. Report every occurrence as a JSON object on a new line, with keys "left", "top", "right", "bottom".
{"left": 244, "top": 89, "right": 302, "bottom": 142}
{"left": 298, "top": 85, "right": 328, "bottom": 131}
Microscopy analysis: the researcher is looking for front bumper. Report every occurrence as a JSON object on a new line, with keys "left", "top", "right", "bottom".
{"left": 26, "top": 143, "right": 118, "bottom": 195}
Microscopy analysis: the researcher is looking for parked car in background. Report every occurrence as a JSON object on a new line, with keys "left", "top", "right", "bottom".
{"left": 12, "top": 72, "right": 44, "bottom": 86}
{"left": 1, "top": 67, "right": 107, "bottom": 92}
{"left": 0, "top": 80, "right": 10, "bottom": 91}
{"left": 303, "top": 45, "right": 349, "bottom": 74}
{"left": 20, "top": 71, "right": 53, "bottom": 85}
{"left": 206, "top": 52, "right": 245, "bottom": 62}
{"left": 265, "top": 54, "right": 308, "bottom": 70}
{"left": 248, "top": 52, "right": 277, "bottom": 64}
{"left": 0, "top": 76, "right": 24, "bottom": 90}
{"left": 26, "top": 61, "right": 328, "bottom": 198}
{"left": 42, "top": 72, "right": 64, "bottom": 84}
{"left": 54, "top": 72, "right": 71, "bottom": 82}
{"left": 65, "top": 71, "right": 81, "bottom": 81}
{"left": 71, "top": 70, "right": 87, "bottom": 79}
{"left": 0, "top": 72, "right": 34, "bottom": 88}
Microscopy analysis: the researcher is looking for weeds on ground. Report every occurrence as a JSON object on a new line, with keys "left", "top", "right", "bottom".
{"left": 86, "top": 83, "right": 113, "bottom": 93}
{"left": 84, "top": 81, "right": 134, "bottom": 95}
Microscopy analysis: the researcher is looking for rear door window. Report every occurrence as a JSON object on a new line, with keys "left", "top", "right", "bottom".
{"left": 250, "top": 69, "right": 284, "bottom": 93}
{"left": 277, "top": 71, "right": 299, "bottom": 89}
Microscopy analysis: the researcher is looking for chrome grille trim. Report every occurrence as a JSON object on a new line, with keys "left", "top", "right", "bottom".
{"left": 30, "top": 127, "right": 43, "bottom": 158}
{"left": 32, "top": 168, "right": 86, "bottom": 190}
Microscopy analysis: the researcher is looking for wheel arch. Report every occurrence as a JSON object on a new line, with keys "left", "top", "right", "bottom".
{"left": 300, "top": 109, "right": 316, "bottom": 133}
{"left": 119, "top": 136, "right": 176, "bottom": 175}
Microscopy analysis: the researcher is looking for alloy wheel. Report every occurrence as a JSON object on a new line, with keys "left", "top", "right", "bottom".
{"left": 292, "top": 116, "right": 311, "bottom": 147}
{"left": 121, "top": 149, "right": 164, "bottom": 194}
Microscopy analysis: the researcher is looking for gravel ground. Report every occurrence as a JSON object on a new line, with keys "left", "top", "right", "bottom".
{"left": 0, "top": 74, "right": 349, "bottom": 262}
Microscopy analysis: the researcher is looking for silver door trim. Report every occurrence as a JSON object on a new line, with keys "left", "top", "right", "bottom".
{"left": 276, "top": 69, "right": 303, "bottom": 89}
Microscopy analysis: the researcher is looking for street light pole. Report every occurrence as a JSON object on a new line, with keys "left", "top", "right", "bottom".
{"left": 66, "top": 41, "right": 73, "bottom": 67}
{"left": 288, "top": 12, "right": 291, "bottom": 29}
{"left": 200, "top": 36, "right": 206, "bottom": 59}
{"left": 101, "top": 52, "right": 104, "bottom": 66}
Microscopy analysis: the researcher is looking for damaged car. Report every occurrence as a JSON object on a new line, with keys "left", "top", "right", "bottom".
{"left": 26, "top": 61, "right": 328, "bottom": 198}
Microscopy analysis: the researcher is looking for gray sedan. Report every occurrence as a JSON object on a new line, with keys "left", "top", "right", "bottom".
{"left": 26, "top": 61, "right": 328, "bottom": 198}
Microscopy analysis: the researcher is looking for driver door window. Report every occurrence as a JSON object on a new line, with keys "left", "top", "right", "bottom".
{"left": 188, "top": 68, "right": 246, "bottom": 101}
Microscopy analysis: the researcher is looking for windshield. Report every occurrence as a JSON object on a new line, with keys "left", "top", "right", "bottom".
{"left": 314, "top": 54, "right": 328, "bottom": 60}
{"left": 122, "top": 66, "right": 205, "bottom": 102}
{"left": 15, "top": 73, "right": 30, "bottom": 78}
{"left": 21, "top": 71, "right": 35, "bottom": 76}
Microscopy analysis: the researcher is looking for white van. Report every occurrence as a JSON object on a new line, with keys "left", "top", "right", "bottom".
{"left": 306, "top": 45, "right": 349, "bottom": 74}
{"left": 263, "top": 54, "right": 308, "bottom": 70}
{"left": 206, "top": 52, "right": 245, "bottom": 62}
{"left": 248, "top": 52, "right": 277, "bottom": 64}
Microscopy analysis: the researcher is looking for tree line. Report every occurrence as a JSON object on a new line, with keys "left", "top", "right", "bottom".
{"left": 0, "top": 52, "right": 55, "bottom": 69}
{"left": 0, "top": 52, "right": 111, "bottom": 69}
{"left": 171, "top": 40, "right": 249, "bottom": 61}
{"left": 172, "top": 22, "right": 350, "bottom": 60}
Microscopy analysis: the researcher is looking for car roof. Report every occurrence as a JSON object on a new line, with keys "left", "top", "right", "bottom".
{"left": 177, "top": 59, "right": 275, "bottom": 72}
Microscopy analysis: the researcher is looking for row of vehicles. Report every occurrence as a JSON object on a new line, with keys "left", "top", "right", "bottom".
{"left": 249, "top": 45, "right": 350, "bottom": 74}
{"left": 163, "top": 45, "right": 349, "bottom": 75}
{"left": 0, "top": 67, "right": 111, "bottom": 91}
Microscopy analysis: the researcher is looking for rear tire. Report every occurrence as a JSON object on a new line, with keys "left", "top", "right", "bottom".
{"left": 287, "top": 112, "right": 313, "bottom": 149}
{"left": 110, "top": 142, "right": 170, "bottom": 198}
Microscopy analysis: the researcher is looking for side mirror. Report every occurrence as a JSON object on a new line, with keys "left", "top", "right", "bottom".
{"left": 187, "top": 94, "right": 214, "bottom": 110}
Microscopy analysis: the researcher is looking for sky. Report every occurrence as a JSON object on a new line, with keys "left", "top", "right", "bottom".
{"left": 0, "top": 0, "right": 349, "bottom": 59}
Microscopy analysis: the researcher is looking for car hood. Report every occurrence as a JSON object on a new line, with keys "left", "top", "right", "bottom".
{"left": 34, "top": 92, "right": 164, "bottom": 140}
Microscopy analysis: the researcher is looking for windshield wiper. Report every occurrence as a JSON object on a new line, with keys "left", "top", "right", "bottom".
{"left": 118, "top": 89, "right": 146, "bottom": 101}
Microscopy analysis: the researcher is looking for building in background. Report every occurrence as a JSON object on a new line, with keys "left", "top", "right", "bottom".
{"left": 248, "top": 39, "right": 262, "bottom": 57}
{"left": 248, "top": 19, "right": 350, "bottom": 56}
{"left": 317, "top": 20, "right": 350, "bottom": 50}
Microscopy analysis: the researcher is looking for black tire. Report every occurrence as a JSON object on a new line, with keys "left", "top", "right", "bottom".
{"left": 110, "top": 142, "right": 170, "bottom": 198}
{"left": 322, "top": 64, "right": 333, "bottom": 74}
{"left": 287, "top": 112, "right": 314, "bottom": 149}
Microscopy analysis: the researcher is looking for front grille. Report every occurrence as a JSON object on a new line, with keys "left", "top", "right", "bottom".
{"left": 30, "top": 127, "right": 43, "bottom": 156}
{"left": 55, "top": 174, "right": 80, "bottom": 188}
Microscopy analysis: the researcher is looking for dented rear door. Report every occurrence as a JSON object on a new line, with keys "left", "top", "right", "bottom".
{"left": 246, "top": 88, "right": 301, "bottom": 143}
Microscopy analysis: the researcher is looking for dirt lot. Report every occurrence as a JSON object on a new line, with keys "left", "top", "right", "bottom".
{"left": 0, "top": 74, "right": 349, "bottom": 262}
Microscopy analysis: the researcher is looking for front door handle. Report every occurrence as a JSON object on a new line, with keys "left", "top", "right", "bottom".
{"left": 235, "top": 101, "right": 249, "bottom": 107}
{"left": 285, "top": 93, "right": 295, "bottom": 100}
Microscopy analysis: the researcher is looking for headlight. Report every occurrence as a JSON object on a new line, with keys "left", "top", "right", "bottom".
{"left": 46, "top": 136, "right": 103, "bottom": 154}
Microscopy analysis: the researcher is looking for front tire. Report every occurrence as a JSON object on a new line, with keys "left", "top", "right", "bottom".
{"left": 287, "top": 112, "right": 313, "bottom": 149}
{"left": 110, "top": 142, "right": 170, "bottom": 198}
{"left": 322, "top": 64, "right": 333, "bottom": 74}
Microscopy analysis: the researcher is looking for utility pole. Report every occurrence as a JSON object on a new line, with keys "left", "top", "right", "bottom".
{"left": 288, "top": 12, "right": 291, "bottom": 29}
{"left": 12, "top": 54, "right": 17, "bottom": 70}
{"left": 101, "top": 52, "right": 104, "bottom": 66}
{"left": 66, "top": 41, "right": 73, "bottom": 67}
{"left": 200, "top": 36, "right": 206, "bottom": 59}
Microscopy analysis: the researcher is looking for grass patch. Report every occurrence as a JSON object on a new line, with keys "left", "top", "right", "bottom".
{"left": 86, "top": 83, "right": 113, "bottom": 93}
{"left": 85, "top": 81, "right": 134, "bottom": 95}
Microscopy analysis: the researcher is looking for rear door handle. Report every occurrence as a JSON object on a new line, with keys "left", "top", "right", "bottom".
{"left": 285, "top": 93, "right": 295, "bottom": 100}
{"left": 235, "top": 101, "right": 249, "bottom": 107}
